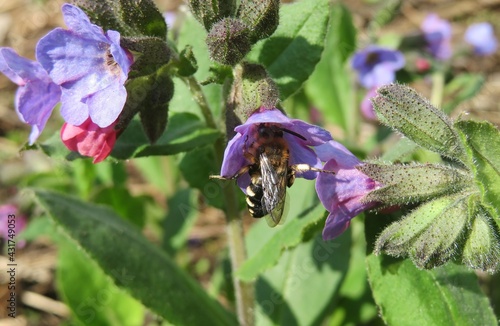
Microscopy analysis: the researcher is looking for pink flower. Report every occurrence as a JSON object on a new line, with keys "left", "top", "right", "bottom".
{"left": 0, "top": 204, "right": 27, "bottom": 248}
{"left": 361, "top": 87, "right": 378, "bottom": 121}
{"left": 61, "top": 118, "right": 118, "bottom": 163}
{"left": 315, "top": 141, "right": 383, "bottom": 240}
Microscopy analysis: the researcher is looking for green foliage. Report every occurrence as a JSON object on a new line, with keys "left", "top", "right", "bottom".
{"left": 247, "top": 0, "right": 330, "bottom": 100}
{"left": 112, "top": 113, "right": 221, "bottom": 159}
{"left": 366, "top": 214, "right": 497, "bottom": 326}
{"left": 456, "top": 120, "right": 500, "bottom": 211}
{"left": 57, "top": 238, "right": 145, "bottom": 326}
{"left": 34, "top": 189, "right": 237, "bottom": 326}
{"left": 305, "top": 3, "right": 356, "bottom": 129}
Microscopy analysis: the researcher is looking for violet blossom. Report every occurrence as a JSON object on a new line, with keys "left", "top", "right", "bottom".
{"left": 36, "top": 4, "right": 133, "bottom": 129}
{"left": 315, "top": 141, "right": 383, "bottom": 240}
{"left": 464, "top": 22, "right": 498, "bottom": 56}
{"left": 0, "top": 204, "right": 27, "bottom": 248}
{"left": 351, "top": 45, "right": 405, "bottom": 89}
{"left": 0, "top": 48, "right": 61, "bottom": 144}
{"left": 420, "top": 13, "right": 452, "bottom": 60}
{"left": 219, "top": 108, "right": 332, "bottom": 192}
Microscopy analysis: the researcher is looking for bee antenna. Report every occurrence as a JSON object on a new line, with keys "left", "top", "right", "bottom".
{"left": 281, "top": 128, "right": 306, "bottom": 140}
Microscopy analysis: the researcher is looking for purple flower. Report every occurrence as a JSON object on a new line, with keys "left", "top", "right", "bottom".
{"left": 420, "top": 13, "right": 452, "bottom": 60}
{"left": 315, "top": 141, "right": 383, "bottom": 240}
{"left": 0, "top": 204, "right": 27, "bottom": 248}
{"left": 360, "top": 87, "right": 378, "bottom": 120}
{"left": 351, "top": 45, "right": 405, "bottom": 89}
{"left": 464, "top": 22, "right": 498, "bottom": 56}
{"left": 220, "top": 108, "right": 332, "bottom": 191}
{"left": 36, "top": 4, "right": 133, "bottom": 128}
{"left": 0, "top": 48, "right": 61, "bottom": 144}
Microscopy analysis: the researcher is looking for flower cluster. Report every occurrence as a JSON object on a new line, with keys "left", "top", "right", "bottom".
{"left": 0, "top": 4, "right": 133, "bottom": 163}
{"left": 350, "top": 13, "right": 497, "bottom": 121}
{"left": 218, "top": 108, "right": 381, "bottom": 240}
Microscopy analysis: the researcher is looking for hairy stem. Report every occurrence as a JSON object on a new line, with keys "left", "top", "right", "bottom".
{"left": 183, "top": 75, "right": 255, "bottom": 326}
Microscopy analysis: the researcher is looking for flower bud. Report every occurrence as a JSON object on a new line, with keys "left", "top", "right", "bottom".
{"left": 72, "top": 0, "right": 167, "bottom": 38}
{"left": 187, "top": 0, "right": 237, "bottom": 31}
{"left": 462, "top": 205, "right": 500, "bottom": 273}
{"left": 237, "top": 0, "right": 279, "bottom": 43}
{"left": 359, "top": 163, "right": 473, "bottom": 206}
{"left": 61, "top": 118, "right": 119, "bottom": 163}
{"left": 206, "top": 18, "right": 252, "bottom": 66}
{"left": 372, "top": 84, "right": 468, "bottom": 164}
{"left": 375, "top": 192, "right": 471, "bottom": 269}
{"left": 228, "top": 63, "right": 279, "bottom": 127}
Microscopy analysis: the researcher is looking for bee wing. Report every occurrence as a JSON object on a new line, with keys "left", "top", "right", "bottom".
{"left": 260, "top": 154, "right": 287, "bottom": 227}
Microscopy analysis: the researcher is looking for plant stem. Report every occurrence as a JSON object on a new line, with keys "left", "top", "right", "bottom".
{"left": 431, "top": 71, "right": 445, "bottom": 108}
{"left": 183, "top": 76, "right": 255, "bottom": 326}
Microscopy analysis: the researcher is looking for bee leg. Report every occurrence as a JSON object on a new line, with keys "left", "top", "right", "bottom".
{"left": 290, "top": 164, "right": 336, "bottom": 175}
{"left": 209, "top": 165, "right": 251, "bottom": 180}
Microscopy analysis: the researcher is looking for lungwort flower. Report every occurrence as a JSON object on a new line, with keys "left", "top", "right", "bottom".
{"left": 219, "top": 108, "right": 333, "bottom": 191}
{"left": 351, "top": 45, "right": 405, "bottom": 89}
{"left": 315, "top": 141, "right": 383, "bottom": 240}
{"left": 36, "top": 3, "right": 133, "bottom": 129}
{"left": 420, "top": 13, "right": 452, "bottom": 60}
{"left": 464, "top": 22, "right": 498, "bottom": 56}
{"left": 0, "top": 48, "right": 61, "bottom": 144}
{"left": 61, "top": 118, "right": 119, "bottom": 163}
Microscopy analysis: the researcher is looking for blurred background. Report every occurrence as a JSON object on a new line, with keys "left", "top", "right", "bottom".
{"left": 0, "top": 0, "right": 499, "bottom": 325}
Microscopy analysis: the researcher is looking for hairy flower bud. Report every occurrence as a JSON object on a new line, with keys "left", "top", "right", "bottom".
{"left": 228, "top": 63, "right": 280, "bottom": 129}
{"left": 372, "top": 84, "right": 468, "bottom": 164}
{"left": 359, "top": 163, "right": 473, "bottom": 206}
{"left": 188, "top": 0, "right": 237, "bottom": 31}
{"left": 238, "top": 0, "right": 279, "bottom": 43}
{"left": 206, "top": 18, "right": 251, "bottom": 66}
{"left": 375, "top": 192, "right": 471, "bottom": 269}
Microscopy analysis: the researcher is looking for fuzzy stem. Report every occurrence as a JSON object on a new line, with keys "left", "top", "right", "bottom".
{"left": 183, "top": 76, "right": 255, "bottom": 326}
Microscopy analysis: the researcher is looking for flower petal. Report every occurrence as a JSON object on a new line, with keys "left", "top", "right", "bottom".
{"left": 221, "top": 133, "right": 250, "bottom": 178}
{"left": 60, "top": 90, "right": 89, "bottom": 126}
{"left": 285, "top": 133, "right": 322, "bottom": 179}
{"left": 87, "top": 82, "right": 127, "bottom": 127}
{"left": 61, "top": 4, "right": 108, "bottom": 43}
{"left": 37, "top": 29, "right": 114, "bottom": 93}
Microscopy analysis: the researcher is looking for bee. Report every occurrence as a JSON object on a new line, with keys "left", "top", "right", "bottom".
{"left": 211, "top": 123, "right": 334, "bottom": 227}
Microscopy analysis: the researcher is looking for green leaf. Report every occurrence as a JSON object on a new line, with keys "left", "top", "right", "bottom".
{"left": 366, "top": 258, "right": 496, "bottom": 325}
{"left": 176, "top": 15, "right": 223, "bottom": 118}
{"left": 443, "top": 74, "right": 485, "bottom": 114}
{"left": 57, "top": 238, "right": 145, "bottom": 326}
{"left": 247, "top": 0, "right": 330, "bottom": 100}
{"left": 455, "top": 120, "right": 500, "bottom": 211}
{"left": 161, "top": 189, "right": 199, "bottom": 255}
{"left": 33, "top": 189, "right": 236, "bottom": 326}
{"left": 237, "top": 179, "right": 327, "bottom": 281}
{"left": 93, "top": 186, "right": 147, "bottom": 228}
{"left": 179, "top": 146, "right": 225, "bottom": 209}
{"left": 366, "top": 213, "right": 497, "bottom": 326}
{"left": 304, "top": 3, "right": 356, "bottom": 129}
{"left": 112, "top": 113, "right": 221, "bottom": 159}
{"left": 253, "top": 233, "right": 351, "bottom": 326}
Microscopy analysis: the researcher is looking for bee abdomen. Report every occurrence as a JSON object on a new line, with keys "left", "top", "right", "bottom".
{"left": 246, "top": 183, "right": 267, "bottom": 218}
